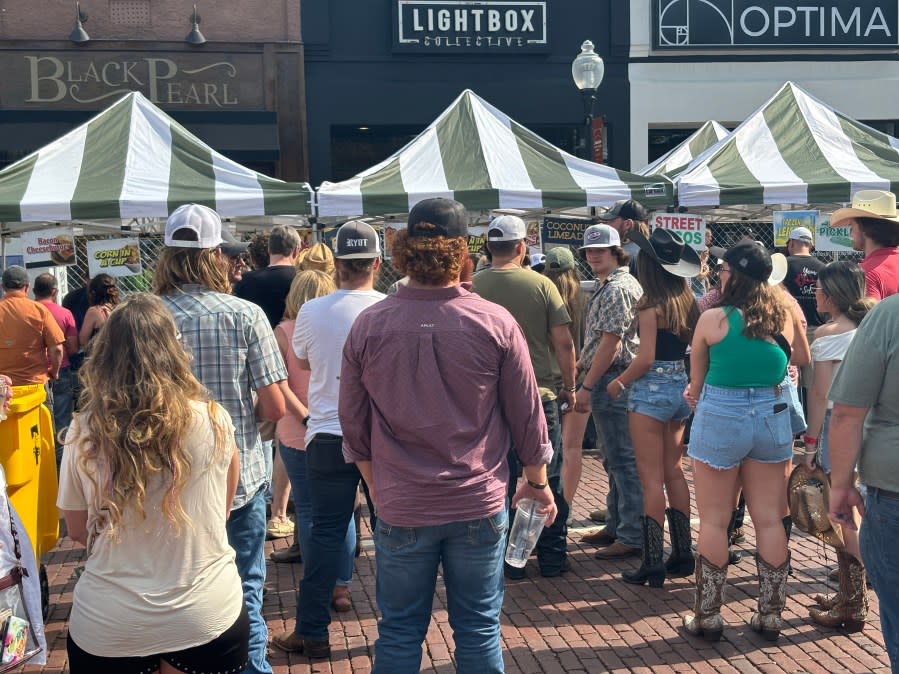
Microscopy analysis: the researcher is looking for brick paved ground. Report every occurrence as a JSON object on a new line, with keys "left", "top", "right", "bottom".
{"left": 26, "top": 454, "right": 890, "bottom": 673}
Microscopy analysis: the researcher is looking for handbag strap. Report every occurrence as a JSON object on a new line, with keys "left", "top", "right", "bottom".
{"left": 3, "top": 498, "right": 23, "bottom": 567}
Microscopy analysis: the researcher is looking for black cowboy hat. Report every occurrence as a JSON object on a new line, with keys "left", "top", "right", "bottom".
{"left": 629, "top": 228, "right": 701, "bottom": 278}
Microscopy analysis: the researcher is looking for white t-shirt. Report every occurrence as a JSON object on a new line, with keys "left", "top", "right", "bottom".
{"left": 811, "top": 329, "right": 857, "bottom": 410}
{"left": 57, "top": 401, "right": 243, "bottom": 657}
{"left": 292, "top": 288, "right": 384, "bottom": 446}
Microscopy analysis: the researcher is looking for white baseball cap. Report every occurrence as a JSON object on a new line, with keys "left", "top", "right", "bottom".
{"left": 788, "top": 227, "right": 814, "bottom": 244}
{"left": 164, "top": 203, "right": 241, "bottom": 249}
{"left": 579, "top": 224, "right": 621, "bottom": 250}
{"left": 487, "top": 215, "right": 527, "bottom": 241}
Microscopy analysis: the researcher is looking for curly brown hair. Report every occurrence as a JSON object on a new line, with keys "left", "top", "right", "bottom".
{"left": 718, "top": 270, "right": 786, "bottom": 339}
{"left": 392, "top": 226, "right": 467, "bottom": 285}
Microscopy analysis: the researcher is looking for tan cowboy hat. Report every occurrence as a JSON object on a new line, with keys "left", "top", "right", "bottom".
{"left": 788, "top": 463, "right": 844, "bottom": 549}
{"left": 831, "top": 190, "right": 899, "bottom": 227}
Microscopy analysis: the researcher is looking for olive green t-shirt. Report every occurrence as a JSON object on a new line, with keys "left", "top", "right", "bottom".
{"left": 829, "top": 293, "right": 899, "bottom": 492}
{"left": 473, "top": 268, "right": 571, "bottom": 400}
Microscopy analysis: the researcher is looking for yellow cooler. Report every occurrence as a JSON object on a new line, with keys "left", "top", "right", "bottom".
{"left": 0, "top": 384, "right": 59, "bottom": 560}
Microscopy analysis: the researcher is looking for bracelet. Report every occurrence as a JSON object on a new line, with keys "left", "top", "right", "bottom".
{"left": 580, "top": 383, "right": 594, "bottom": 392}
{"left": 526, "top": 478, "right": 548, "bottom": 490}
{"left": 802, "top": 434, "right": 818, "bottom": 446}
{"left": 614, "top": 378, "right": 627, "bottom": 392}
{"left": 302, "top": 415, "right": 310, "bottom": 427}
{"left": 566, "top": 386, "right": 577, "bottom": 393}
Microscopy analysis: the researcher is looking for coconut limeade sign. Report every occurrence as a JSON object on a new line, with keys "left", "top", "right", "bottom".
{"left": 654, "top": 1, "right": 899, "bottom": 48}
{"left": 650, "top": 212, "right": 706, "bottom": 250}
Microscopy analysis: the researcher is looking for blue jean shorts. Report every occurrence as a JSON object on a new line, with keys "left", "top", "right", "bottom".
{"left": 627, "top": 360, "right": 691, "bottom": 423}
{"left": 688, "top": 383, "right": 794, "bottom": 470}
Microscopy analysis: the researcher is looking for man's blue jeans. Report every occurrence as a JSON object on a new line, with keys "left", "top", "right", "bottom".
{"left": 591, "top": 372, "right": 643, "bottom": 548}
{"left": 51, "top": 367, "right": 75, "bottom": 470}
{"left": 279, "top": 443, "right": 356, "bottom": 590}
{"left": 226, "top": 487, "right": 271, "bottom": 674}
{"left": 372, "top": 510, "right": 507, "bottom": 674}
{"left": 505, "top": 398, "right": 568, "bottom": 574}
{"left": 860, "top": 488, "right": 899, "bottom": 670}
{"left": 297, "top": 434, "right": 360, "bottom": 642}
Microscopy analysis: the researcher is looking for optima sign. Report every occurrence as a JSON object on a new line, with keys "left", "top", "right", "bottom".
{"left": 393, "top": 1, "right": 548, "bottom": 52}
{"left": 654, "top": 0, "right": 899, "bottom": 48}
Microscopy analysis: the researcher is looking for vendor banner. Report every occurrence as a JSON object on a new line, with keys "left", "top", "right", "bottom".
{"left": 21, "top": 227, "right": 76, "bottom": 269}
{"left": 650, "top": 212, "right": 706, "bottom": 250}
{"left": 468, "top": 226, "right": 487, "bottom": 255}
{"left": 773, "top": 210, "right": 818, "bottom": 247}
{"left": 86, "top": 238, "right": 142, "bottom": 278}
{"left": 541, "top": 216, "right": 592, "bottom": 247}
{"left": 815, "top": 214, "right": 854, "bottom": 252}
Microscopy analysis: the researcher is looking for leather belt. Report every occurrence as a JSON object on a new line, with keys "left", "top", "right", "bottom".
{"left": 869, "top": 486, "right": 899, "bottom": 501}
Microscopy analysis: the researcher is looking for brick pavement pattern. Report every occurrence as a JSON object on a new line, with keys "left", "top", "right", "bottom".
{"left": 28, "top": 454, "right": 889, "bottom": 673}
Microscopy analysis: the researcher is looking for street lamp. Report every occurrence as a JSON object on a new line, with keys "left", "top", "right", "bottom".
{"left": 571, "top": 40, "right": 605, "bottom": 160}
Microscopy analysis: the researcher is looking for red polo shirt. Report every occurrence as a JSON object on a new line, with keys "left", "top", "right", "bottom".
{"left": 861, "top": 247, "right": 899, "bottom": 300}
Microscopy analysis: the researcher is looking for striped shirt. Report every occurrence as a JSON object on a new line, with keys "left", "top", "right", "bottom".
{"left": 161, "top": 286, "right": 287, "bottom": 509}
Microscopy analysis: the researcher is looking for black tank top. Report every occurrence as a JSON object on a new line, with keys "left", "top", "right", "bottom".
{"left": 655, "top": 329, "right": 689, "bottom": 361}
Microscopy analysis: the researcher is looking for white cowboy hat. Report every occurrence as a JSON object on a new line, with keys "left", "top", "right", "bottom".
{"left": 831, "top": 190, "right": 899, "bottom": 227}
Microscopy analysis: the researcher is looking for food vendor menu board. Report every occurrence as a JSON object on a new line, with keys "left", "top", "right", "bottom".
{"left": 21, "top": 227, "right": 76, "bottom": 269}
{"left": 86, "top": 238, "right": 143, "bottom": 277}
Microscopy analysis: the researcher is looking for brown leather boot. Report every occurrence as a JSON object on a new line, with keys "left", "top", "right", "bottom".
{"left": 749, "top": 552, "right": 790, "bottom": 641}
{"left": 682, "top": 555, "right": 727, "bottom": 642}
{"left": 809, "top": 550, "right": 867, "bottom": 632}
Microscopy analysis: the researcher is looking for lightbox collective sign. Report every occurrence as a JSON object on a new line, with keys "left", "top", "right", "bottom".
{"left": 654, "top": 0, "right": 898, "bottom": 48}
{"left": 394, "top": 1, "right": 548, "bottom": 51}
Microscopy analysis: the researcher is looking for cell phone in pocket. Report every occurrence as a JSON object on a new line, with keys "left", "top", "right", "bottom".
{"left": 773, "top": 403, "right": 788, "bottom": 413}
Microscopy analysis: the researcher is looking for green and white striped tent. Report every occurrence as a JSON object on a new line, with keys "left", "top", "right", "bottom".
{"left": 638, "top": 121, "right": 729, "bottom": 177}
{"left": 317, "top": 89, "right": 672, "bottom": 217}
{"left": 676, "top": 82, "right": 899, "bottom": 208}
{"left": 0, "top": 92, "right": 312, "bottom": 223}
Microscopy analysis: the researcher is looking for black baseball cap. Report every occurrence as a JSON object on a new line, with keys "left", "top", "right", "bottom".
{"left": 407, "top": 198, "right": 468, "bottom": 238}
{"left": 599, "top": 199, "right": 648, "bottom": 223}
{"left": 723, "top": 240, "right": 772, "bottom": 283}
{"left": 335, "top": 220, "right": 381, "bottom": 259}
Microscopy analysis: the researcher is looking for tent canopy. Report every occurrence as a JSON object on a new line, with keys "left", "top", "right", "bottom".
{"left": 0, "top": 92, "right": 312, "bottom": 223}
{"left": 639, "top": 121, "right": 729, "bottom": 177}
{"left": 676, "top": 82, "right": 899, "bottom": 208}
{"left": 317, "top": 89, "right": 672, "bottom": 217}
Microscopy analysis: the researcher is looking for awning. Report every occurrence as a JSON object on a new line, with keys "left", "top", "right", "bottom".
{"left": 0, "top": 92, "right": 311, "bottom": 221}
{"left": 638, "top": 121, "right": 730, "bottom": 177}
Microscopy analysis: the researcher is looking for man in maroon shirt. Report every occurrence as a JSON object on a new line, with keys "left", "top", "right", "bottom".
{"left": 33, "top": 273, "right": 79, "bottom": 467}
{"left": 832, "top": 189, "right": 899, "bottom": 300}
{"left": 340, "top": 198, "right": 556, "bottom": 674}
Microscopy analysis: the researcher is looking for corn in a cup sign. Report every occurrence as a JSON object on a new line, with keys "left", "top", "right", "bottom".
{"left": 86, "top": 238, "right": 143, "bottom": 277}
{"left": 21, "top": 227, "right": 76, "bottom": 269}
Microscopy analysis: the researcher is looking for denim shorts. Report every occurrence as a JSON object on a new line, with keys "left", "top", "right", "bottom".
{"left": 688, "top": 384, "right": 794, "bottom": 470}
{"left": 627, "top": 360, "right": 691, "bottom": 423}
{"left": 819, "top": 408, "right": 832, "bottom": 474}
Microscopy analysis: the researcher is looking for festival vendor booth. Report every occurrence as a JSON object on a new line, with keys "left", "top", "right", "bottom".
{"left": 638, "top": 121, "right": 730, "bottom": 178}
{"left": 317, "top": 89, "right": 672, "bottom": 220}
{"left": 0, "top": 91, "right": 313, "bottom": 615}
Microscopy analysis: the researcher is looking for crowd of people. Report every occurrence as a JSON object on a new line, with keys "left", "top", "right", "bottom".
{"left": 0, "top": 187, "right": 897, "bottom": 673}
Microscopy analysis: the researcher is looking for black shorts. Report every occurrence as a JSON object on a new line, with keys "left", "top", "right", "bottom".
{"left": 67, "top": 602, "right": 249, "bottom": 674}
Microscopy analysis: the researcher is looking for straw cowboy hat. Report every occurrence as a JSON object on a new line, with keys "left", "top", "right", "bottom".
{"left": 788, "top": 463, "right": 844, "bottom": 549}
{"left": 629, "top": 228, "right": 701, "bottom": 278}
{"left": 831, "top": 190, "right": 899, "bottom": 227}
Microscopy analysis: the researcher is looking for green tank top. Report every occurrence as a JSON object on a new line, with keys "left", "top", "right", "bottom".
{"left": 706, "top": 307, "right": 788, "bottom": 388}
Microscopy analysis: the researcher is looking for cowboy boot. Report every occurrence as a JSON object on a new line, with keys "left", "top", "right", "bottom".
{"left": 809, "top": 550, "right": 867, "bottom": 633}
{"left": 682, "top": 555, "right": 727, "bottom": 642}
{"left": 750, "top": 552, "right": 791, "bottom": 642}
{"left": 783, "top": 515, "right": 794, "bottom": 575}
{"left": 622, "top": 516, "right": 666, "bottom": 588}
{"left": 665, "top": 508, "right": 695, "bottom": 577}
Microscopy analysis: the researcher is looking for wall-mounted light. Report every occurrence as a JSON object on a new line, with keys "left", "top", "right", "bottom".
{"left": 69, "top": 2, "right": 90, "bottom": 44}
{"left": 358, "top": 126, "right": 370, "bottom": 131}
{"left": 185, "top": 4, "right": 206, "bottom": 46}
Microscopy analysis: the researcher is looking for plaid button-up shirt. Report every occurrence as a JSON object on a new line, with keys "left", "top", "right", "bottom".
{"left": 162, "top": 286, "right": 287, "bottom": 509}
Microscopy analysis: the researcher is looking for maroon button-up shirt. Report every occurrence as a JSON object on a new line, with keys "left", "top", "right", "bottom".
{"left": 339, "top": 282, "right": 552, "bottom": 527}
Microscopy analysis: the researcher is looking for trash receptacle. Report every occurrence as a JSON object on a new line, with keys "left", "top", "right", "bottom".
{"left": 0, "top": 384, "right": 59, "bottom": 560}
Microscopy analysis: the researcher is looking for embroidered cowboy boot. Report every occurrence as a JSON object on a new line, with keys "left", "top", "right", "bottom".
{"left": 809, "top": 550, "right": 867, "bottom": 633}
{"left": 750, "top": 552, "right": 791, "bottom": 641}
{"left": 622, "top": 515, "right": 666, "bottom": 588}
{"left": 682, "top": 555, "right": 727, "bottom": 641}
{"left": 665, "top": 507, "right": 695, "bottom": 577}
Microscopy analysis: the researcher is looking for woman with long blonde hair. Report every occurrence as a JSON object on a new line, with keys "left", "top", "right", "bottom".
{"left": 58, "top": 293, "right": 247, "bottom": 674}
